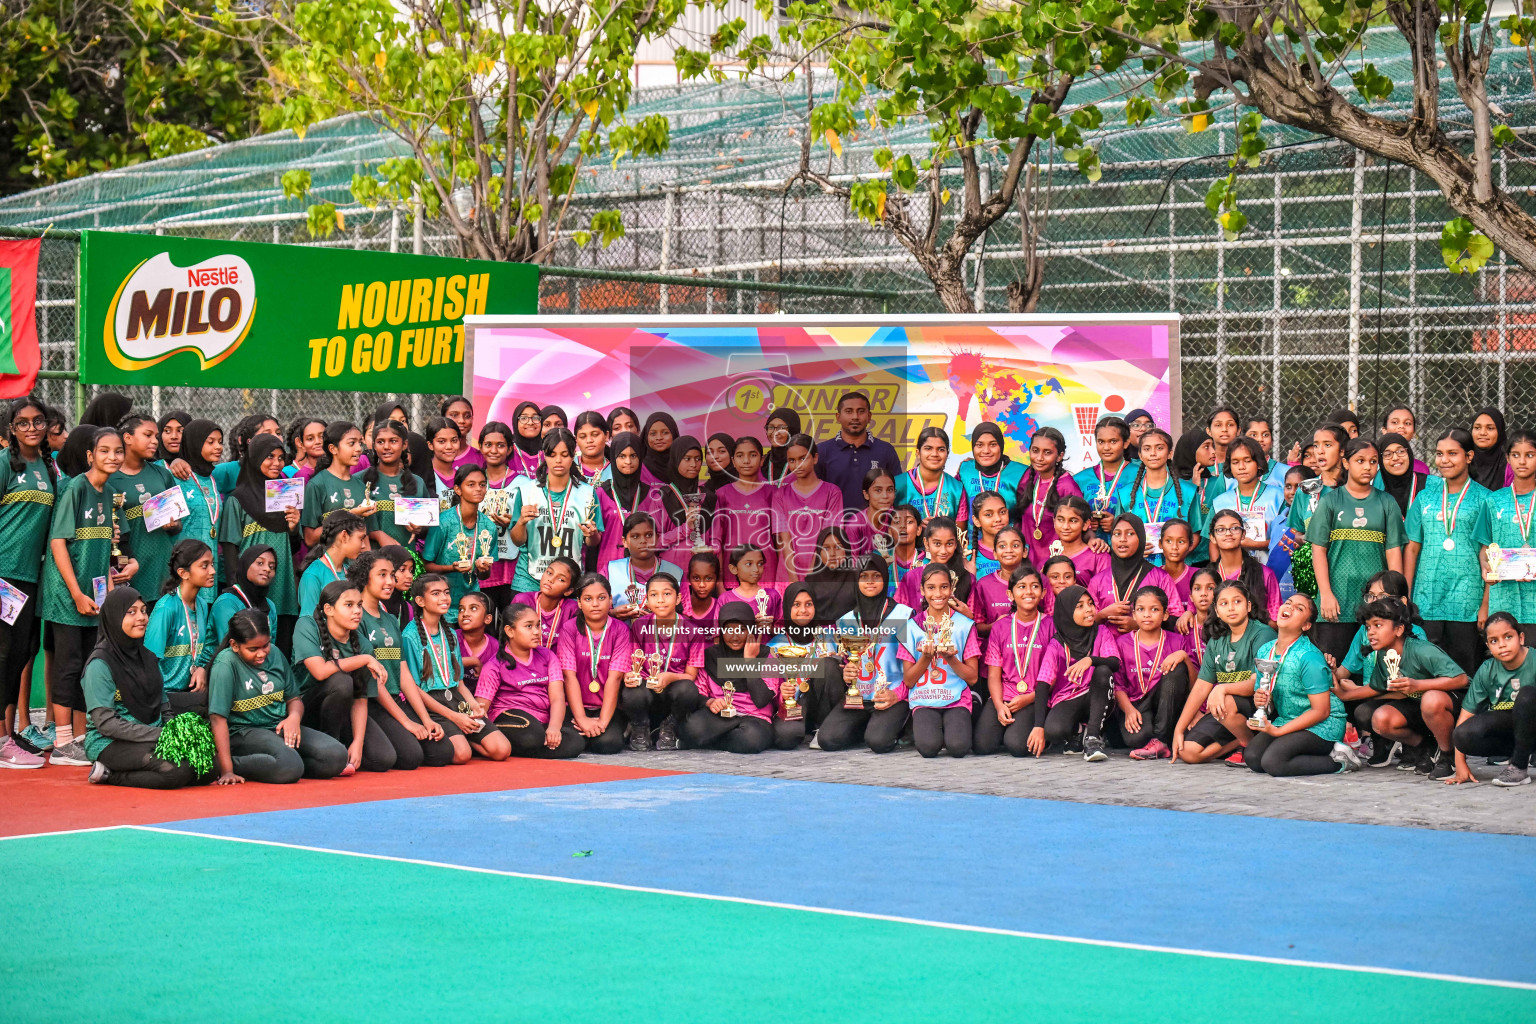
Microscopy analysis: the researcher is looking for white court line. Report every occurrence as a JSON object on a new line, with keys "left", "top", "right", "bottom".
{"left": 0, "top": 824, "right": 135, "bottom": 843}
{"left": 133, "top": 824, "right": 1536, "bottom": 993}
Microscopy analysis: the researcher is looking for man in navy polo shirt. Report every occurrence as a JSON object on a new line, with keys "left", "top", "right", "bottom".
{"left": 816, "top": 391, "right": 902, "bottom": 510}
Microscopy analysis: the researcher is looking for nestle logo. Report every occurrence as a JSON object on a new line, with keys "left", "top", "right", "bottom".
{"left": 187, "top": 266, "right": 239, "bottom": 287}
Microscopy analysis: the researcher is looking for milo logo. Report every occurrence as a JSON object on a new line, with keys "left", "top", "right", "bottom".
{"left": 104, "top": 251, "right": 256, "bottom": 370}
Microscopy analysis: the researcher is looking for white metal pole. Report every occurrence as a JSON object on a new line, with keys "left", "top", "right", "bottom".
{"left": 1347, "top": 158, "right": 1366, "bottom": 409}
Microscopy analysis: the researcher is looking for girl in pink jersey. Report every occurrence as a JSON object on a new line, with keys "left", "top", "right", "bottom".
{"left": 970, "top": 526, "right": 1028, "bottom": 637}
{"left": 682, "top": 601, "right": 775, "bottom": 752}
{"left": 477, "top": 603, "right": 583, "bottom": 758}
{"left": 620, "top": 572, "right": 704, "bottom": 751}
{"left": 1035, "top": 584, "right": 1121, "bottom": 762}
{"left": 714, "top": 436, "right": 780, "bottom": 583}
{"left": 557, "top": 573, "right": 635, "bottom": 755}
{"left": 1114, "top": 585, "right": 1194, "bottom": 760}
{"left": 977, "top": 565, "right": 1054, "bottom": 757}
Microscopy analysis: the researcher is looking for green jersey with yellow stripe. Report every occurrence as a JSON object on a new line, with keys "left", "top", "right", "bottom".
{"left": 0, "top": 456, "right": 57, "bottom": 582}
{"left": 208, "top": 645, "right": 296, "bottom": 733}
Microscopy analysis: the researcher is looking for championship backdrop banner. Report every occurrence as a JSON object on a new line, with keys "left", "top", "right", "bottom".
{"left": 465, "top": 315, "right": 1179, "bottom": 471}
{"left": 80, "top": 230, "right": 538, "bottom": 392}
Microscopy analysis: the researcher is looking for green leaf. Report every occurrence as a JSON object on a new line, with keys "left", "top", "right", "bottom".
{"left": 1442, "top": 217, "right": 1495, "bottom": 273}
{"left": 305, "top": 202, "right": 338, "bottom": 239}
{"left": 1493, "top": 124, "right": 1518, "bottom": 148}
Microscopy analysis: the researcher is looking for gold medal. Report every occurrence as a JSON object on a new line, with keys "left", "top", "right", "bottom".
{"left": 1033, "top": 529, "right": 1043, "bottom": 540}
{"left": 588, "top": 680, "right": 600, "bottom": 692}
{"left": 550, "top": 535, "right": 561, "bottom": 548}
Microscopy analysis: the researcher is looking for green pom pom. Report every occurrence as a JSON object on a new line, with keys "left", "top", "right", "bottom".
{"left": 153, "top": 713, "right": 215, "bottom": 776}
{"left": 1290, "top": 541, "right": 1317, "bottom": 598}
{"left": 410, "top": 547, "right": 426, "bottom": 582}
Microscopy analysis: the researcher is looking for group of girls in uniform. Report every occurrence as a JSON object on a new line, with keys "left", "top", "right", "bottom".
{"left": 0, "top": 391, "right": 1528, "bottom": 792}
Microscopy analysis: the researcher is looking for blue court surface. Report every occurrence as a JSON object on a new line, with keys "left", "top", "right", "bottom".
{"left": 163, "top": 773, "right": 1536, "bottom": 986}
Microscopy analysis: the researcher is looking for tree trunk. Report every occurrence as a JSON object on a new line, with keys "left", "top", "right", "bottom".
{"left": 1007, "top": 266, "right": 1043, "bottom": 312}
{"left": 930, "top": 258, "right": 976, "bottom": 313}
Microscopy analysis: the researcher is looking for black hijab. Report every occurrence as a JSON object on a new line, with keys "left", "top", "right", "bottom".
{"left": 1376, "top": 432, "right": 1424, "bottom": 516}
{"left": 511, "top": 401, "right": 543, "bottom": 456}
{"left": 81, "top": 392, "right": 132, "bottom": 429}
{"left": 1052, "top": 584, "right": 1098, "bottom": 661}
{"left": 226, "top": 543, "right": 274, "bottom": 609}
{"left": 804, "top": 527, "right": 860, "bottom": 622}
{"left": 1173, "top": 428, "right": 1211, "bottom": 482}
{"left": 765, "top": 408, "right": 802, "bottom": 483}
{"left": 702, "top": 601, "right": 757, "bottom": 685}
{"left": 660, "top": 434, "right": 710, "bottom": 525}
{"left": 179, "top": 418, "right": 221, "bottom": 479}
{"left": 1109, "top": 513, "right": 1153, "bottom": 597}
{"left": 89, "top": 587, "right": 162, "bottom": 725}
{"left": 641, "top": 412, "right": 679, "bottom": 481}
{"left": 1471, "top": 407, "right": 1508, "bottom": 491}
{"left": 780, "top": 582, "right": 824, "bottom": 646}
{"left": 853, "top": 551, "right": 897, "bottom": 628}
{"left": 232, "top": 434, "right": 293, "bottom": 533}
{"left": 540, "top": 404, "right": 569, "bottom": 433}
{"left": 703, "top": 431, "right": 738, "bottom": 495}
{"left": 371, "top": 401, "right": 408, "bottom": 433}
{"left": 602, "top": 431, "right": 648, "bottom": 513}
{"left": 156, "top": 409, "right": 191, "bottom": 458}
{"left": 969, "top": 422, "right": 1010, "bottom": 474}
{"left": 58, "top": 425, "right": 98, "bottom": 477}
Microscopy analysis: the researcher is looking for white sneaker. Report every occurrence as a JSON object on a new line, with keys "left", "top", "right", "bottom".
{"left": 88, "top": 761, "right": 111, "bottom": 784}
{"left": 1331, "top": 741, "right": 1362, "bottom": 772}
{"left": 808, "top": 730, "right": 821, "bottom": 750}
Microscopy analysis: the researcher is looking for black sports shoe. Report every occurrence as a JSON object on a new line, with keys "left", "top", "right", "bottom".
{"left": 1413, "top": 743, "right": 1438, "bottom": 776}
{"left": 1365, "top": 738, "right": 1400, "bottom": 768}
{"left": 1427, "top": 748, "right": 1455, "bottom": 780}
{"left": 1397, "top": 743, "right": 1426, "bottom": 771}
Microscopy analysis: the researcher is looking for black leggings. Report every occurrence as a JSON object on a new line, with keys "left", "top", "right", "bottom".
{"left": 680, "top": 709, "right": 772, "bottom": 753}
{"left": 1041, "top": 666, "right": 1116, "bottom": 749}
{"left": 913, "top": 705, "right": 972, "bottom": 758}
{"left": 865, "top": 701, "right": 911, "bottom": 753}
{"left": 493, "top": 709, "right": 585, "bottom": 758}
{"left": 96, "top": 739, "right": 206, "bottom": 789}
{"left": 1454, "top": 688, "right": 1536, "bottom": 770}
{"left": 1115, "top": 664, "right": 1192, "bottom": 748}
{"left": 1244, "top": 729, "right": 1336, "bottom": 777}
{"left": 973, "top": 703, "right": 1029, "bottom": 756}
{"left": 772, "top": 717, "right": 805, "bottom": 750}
{"left": 48, "top": 622, "right": 97, "bottom": 714}
{"left": 618, "top": 678, "right": 702, "bottom": 732}
{"left": 1423, "top": 620, "right": 1482, "bottom": 676}
{"left": 817, "top": 705, "right": 870, "bottom": 751}
{"left": 569, "top": 707, "right": 628, "bottom": 754}
{"left": 0, "top": 577, "right": 40, "bottom": 727}
{"left": 228, "top": 725, "right": 348, "bottom": 782}
{"left": 362, "top": 698, "right": 456, "bottom": 771}
{"left": 302, "top": 671, "right": 363, "bottom": 740}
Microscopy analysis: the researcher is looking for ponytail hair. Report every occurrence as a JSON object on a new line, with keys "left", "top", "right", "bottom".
{"left": 448, "top": 463, "right": 487, "bottom": 505}
{"left": 1006, "top": 563, "right": 1043, "bottom": 613}
{"left": 408, "top": 573, "right": 461, "bottom": 687}
{"left": 361, "top": 419, "right": 419, "bottom": 496}
{"left": 303, "top": 511, "right": 367, "bottom": 570}
{"left": 498, "top": 603, "right": 539, "bottom": 665}
{"left": 1208, "top": 509, "right": 1268, "bottom": 614}
{"left": 1021, "top": 426, "right": 1067, "bottom": 523}
{"left": 1131, "top": 584, "right": 1169, "bottom": 614}
{"left": 313, "top": 421, "right": 360, "bottom": 476}
{"left": 1202, "top": 579, "right": 1254, "bottom": 642}
{"left": 1437, "top": 427, "right": 1475, "bottom": 454}
{"left": 1485, "top": 611, "right": 1521, "bottom": 638}
{"left": 313, "top": 581, "right": 362, "bottom": 663}
{"left": 161, "top": 539, "right": 212, "bottom": 596}
{"left": 224, "top": 608, "right": 271, "bottom": 650}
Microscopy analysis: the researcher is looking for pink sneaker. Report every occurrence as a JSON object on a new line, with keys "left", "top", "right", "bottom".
{"left": 1130, "top": 738, "right": 1170, "bottom": 760}
{"left": 1225, "top": 749, "right": 1247, "bottom": 766}
{"left": 0, "top": 737, "right": 45, "bottom": 769}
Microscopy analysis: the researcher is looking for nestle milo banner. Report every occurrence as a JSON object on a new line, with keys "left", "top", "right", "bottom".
{"left": 79, "top": 230, "right": 538, "bottom": 392}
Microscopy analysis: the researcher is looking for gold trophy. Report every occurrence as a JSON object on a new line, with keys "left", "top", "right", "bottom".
{"left": 624, "top": 581, "right": 645, "bottom": 611}
{"left": 1382, "top": 647, "right": 1417, "bottom": 696}
{"left": 452, "top": 533, "right": 473, "bottom": 578}
{"left": 754, "top": 588, "right": 771, "bottom": 620}
{"left": 683, "top": 492, "right": 708, "bottom": 551}
{"left": 1485, "top": 543, "right": 1505, "bottom": 583}
{"left": 1048, "top": 539, "right": 1065, "bottom": 557}
{"left": 720, "top": 681, "right": 738, "bottom": 717}
{"left": 932, "top": 615, "right": 957, "bottom": 657}
{"left": 110, "top": 493, "right": 127, "bottom": 571}
{"left": 837, "top": 632, "right": 876, "bottom": 709}
{"left": 476, "top": 528, "right": 493, "bottom": 564}
{"left": 1246, "top": 655, "right": 1281, "bottom": 730}
{"left": 625, "top": 648, "right": 646, "bottom": 687}
{"left": 774, "top": 640, "right": 812, "bottom": 721}
{"left": 646, "top": 650, "right": 666, "bottom": 692}
{"left": 962, "top": 532, "right": 975, "bottom": 565}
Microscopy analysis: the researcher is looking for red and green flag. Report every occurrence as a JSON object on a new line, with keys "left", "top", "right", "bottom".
{"left": 0, "top": 238, "right": 41, "bottom": 399}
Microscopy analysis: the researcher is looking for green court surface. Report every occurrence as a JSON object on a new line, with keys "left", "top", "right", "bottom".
{"left": 3, "top": 827, "right": 1530, "bottom": 1023}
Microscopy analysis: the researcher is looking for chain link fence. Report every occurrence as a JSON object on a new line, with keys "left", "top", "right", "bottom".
{"left": 8, "top": 137, "right": 1536, "bottom": 459}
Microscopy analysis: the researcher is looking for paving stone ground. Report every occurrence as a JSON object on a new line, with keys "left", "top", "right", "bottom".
{"left": 606, "top": 746, "right": 1536, "bottom": 836}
